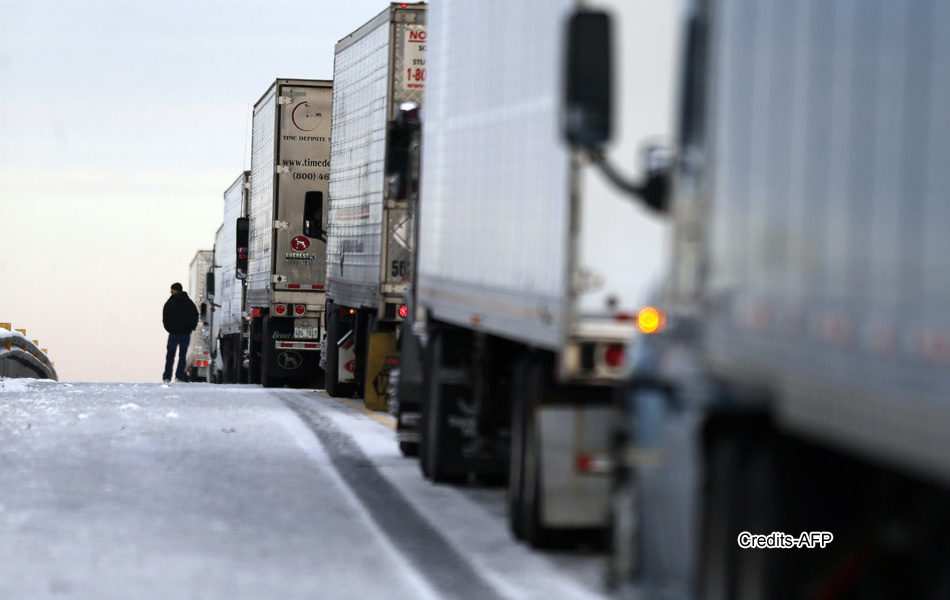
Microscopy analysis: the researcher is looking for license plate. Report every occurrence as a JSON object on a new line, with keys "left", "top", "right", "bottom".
{"left": 294, "top": 327, "right": 320, "bottom": 339}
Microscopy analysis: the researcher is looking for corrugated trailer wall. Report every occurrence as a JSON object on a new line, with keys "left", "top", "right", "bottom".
{"left": 327, "top": 4, "right": 426, "bottom": 310}
{"left": 218, "top": 173, "right": 247, "bottom": 336}
{"left": 416, "top": 0, "right": 573, "bottom": 350}
{"left": 701, "top": 0, "right": 950, "bottom": 480}
{"left": 248, "top": 85, "right": 277, "bottom": 308}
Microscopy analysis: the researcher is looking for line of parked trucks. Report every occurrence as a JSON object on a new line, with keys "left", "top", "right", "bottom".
{"left": 183, "top": 1, "right": 950, "bottom": 597}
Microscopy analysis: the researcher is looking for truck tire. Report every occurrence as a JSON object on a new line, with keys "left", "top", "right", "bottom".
{"left": 607, "top": 426, "right": 637, "bottom": 589}
{"left": 700, "top": 424, "right": 811, "bottom": 599}
{"left": 395, "top": 324, "right": 424, "bottom": 458}
{"left": 507, "top": 356, "right": 528, "bottom": 540}
{"left": 520, "top": 355, "right": 555, "bottom": 547}
{"left": 508, "top": 353, "right": 564, "bottom": 548}
{"left": 419, "top": 325, "right": 467, "bottom": 483}
{"left": 325, "top": 302, "right": 355, "bottom": 398}
{"left": 699, "top": 431, "right": 744, "bottom": 600}
{"left": 218, "top": 338, "right": 230, "bottom": 384}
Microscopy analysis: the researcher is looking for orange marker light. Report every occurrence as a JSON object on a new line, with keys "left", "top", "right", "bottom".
{"left": 637, "top": 306, "right": 666, "bottom": 335}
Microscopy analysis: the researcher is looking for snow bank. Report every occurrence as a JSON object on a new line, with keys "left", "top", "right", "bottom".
{"left": 0, "top": 378, "right": 33, "bottom": 393}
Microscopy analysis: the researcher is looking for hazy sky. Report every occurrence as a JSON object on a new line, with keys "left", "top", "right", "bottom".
{"left": 0, "top": 0, "right": 407, "bottom": 382}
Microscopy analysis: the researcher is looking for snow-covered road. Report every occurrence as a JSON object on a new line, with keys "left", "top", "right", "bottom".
{"left": 0, "top": 379, "right": 610, "bottom": 600}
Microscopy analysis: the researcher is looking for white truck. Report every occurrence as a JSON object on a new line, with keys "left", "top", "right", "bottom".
{"left": 400, "top": 0, "right": 676, "bottom": 548}
{"left": 210, "top": 172, "right": 250, "bottom": 384}
{"left": 244, "top": 79, "right": 333, "bottom": 388}
{"left": 322, "top": 2, "right": 426, "bottom": 409}
{"left": 185, "top": 250, "right": 214, "bottom": 382}
{"left": 564, "top": 0, "right": 950, "bottom": 596}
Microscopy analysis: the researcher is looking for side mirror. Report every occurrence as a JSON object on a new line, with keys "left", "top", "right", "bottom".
{"left": 563, "top": 11, "right": 612, "bottom": 149}
{"left": 386, "top": 102, "right": 421, "bottom": 201}
{"left": 200, "top": 302, "right": 208, "bottom": 322}
{"left": 206, "top": 271, "right": 216, "bottom": 301}
{"left": 235, "top": 217, "right": 249, "bottom": 280}
{"left": 640, "top": 146, "right": 672, "bottom": 212}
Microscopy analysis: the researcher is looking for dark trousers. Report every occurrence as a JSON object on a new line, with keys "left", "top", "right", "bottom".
{"left": 164, "top": 333, "right": 191, "bottom": 381}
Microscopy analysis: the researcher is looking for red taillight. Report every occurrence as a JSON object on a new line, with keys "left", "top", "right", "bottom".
{"left": 604, "top": 344, "right": 625, "bottom": 368}
{"left": 398, "top": 304, "right": 409, "bottom": 318}
{"left": 348, "top": 308, "right": 355, "bottom": 315}
{"left": 295, "top": 304, "right": 306, "bottom": 315}
{"left": 275, "top": 304, "right": 287, "bottom": 315}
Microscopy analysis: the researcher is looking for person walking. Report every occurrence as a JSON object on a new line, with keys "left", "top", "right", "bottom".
{"left": 162, "top": 282, "right": 199, "bottom": 383}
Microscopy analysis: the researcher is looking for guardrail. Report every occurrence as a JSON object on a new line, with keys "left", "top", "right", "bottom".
{"left": 0, "top": 325, "right": 57, "bottom": 380}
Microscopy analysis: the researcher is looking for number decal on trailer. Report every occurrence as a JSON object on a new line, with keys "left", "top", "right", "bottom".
{"left": 390, "top": 260, "right": 409, "bottom": 278}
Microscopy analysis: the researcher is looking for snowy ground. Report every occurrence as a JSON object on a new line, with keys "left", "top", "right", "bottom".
{"left": 0, "top": 379, "right": 614, "bottom": 600}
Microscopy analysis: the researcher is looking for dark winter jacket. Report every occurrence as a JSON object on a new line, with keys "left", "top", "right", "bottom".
{"left": 163, "top": 292, "right": 200, "bottom": 335}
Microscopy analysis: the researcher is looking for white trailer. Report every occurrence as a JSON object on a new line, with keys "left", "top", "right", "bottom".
{"left": 322, "top": 2, "right": 426, "bottom": 408}
{"left": 245, "top": 79, "right": 332, "bottom": 388}
{"left": 403, "top": 0, "right": 677, "bottom": 547}
{"left": 211, "top": 172, "right": 249, "bottom": 384}
{"left": 186, "top": 250, "right": 213, "bottom": 382}
{"left": 581, "top": 0, "right": 950, "bottom": 595}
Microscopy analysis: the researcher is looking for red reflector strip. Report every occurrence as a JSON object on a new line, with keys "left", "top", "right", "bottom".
{"left": 288, "top": 284, "right": 301, "bottom": 289}
{"left": 278, "top": 342, "right": 320, "bottom": 349}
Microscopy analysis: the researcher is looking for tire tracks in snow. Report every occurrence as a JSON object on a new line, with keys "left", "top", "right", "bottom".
{"left": 281, "top": 393, "right": 505, "bottom": 600}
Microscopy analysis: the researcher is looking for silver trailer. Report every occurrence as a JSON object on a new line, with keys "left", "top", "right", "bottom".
{"left": 185, "top": 250, "right": 213, "bottom": 382}
{"left": 211, "top": 172, "right": 249, "bottom": 384}
{"left": 569, "top": 0, "right": 950, "bottom": 595}
{"left": 323, "top": 2, "right": 426, "bottom": 408}
{"left": 399, "top": 0, "right": 676, "bottom": 548}
{"left": 245, "top": 79, "right": 332, "bottom": 388}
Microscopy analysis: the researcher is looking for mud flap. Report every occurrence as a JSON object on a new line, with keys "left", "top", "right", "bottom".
{"left": 364, "top": 330, "right": 399, "bottom": 411}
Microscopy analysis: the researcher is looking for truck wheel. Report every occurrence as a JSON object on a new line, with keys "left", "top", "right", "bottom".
{"left": 399, "top": 441, "right": 419, "bottom": 457}
{"left": 607, "top": 429, "right": 638, "bottom": 589}
{"left": 699, "top": 432, "right": 743, "bottom": 600}
{"left": 420, "top": 327, "right": 444, "bottom": 480}
{"left": 519, "top": 354, "right": 556, "bottom": 548}
{"left": 325, "top": 302, "right": 355, "bottom": 397}
{"left": 507, "top": 356, "right": 528, "bottom": 540}
{"left": 701, "top": 425, "right": 794, "bottom": 599}
{"left": 218, "top": 339, "right": 229, "bottom": 384}
{"left": 396, "top": 325, "right": 424, "bottom": 459}
{"left": 420, "top": 325, "right": 466, "bottom": 483}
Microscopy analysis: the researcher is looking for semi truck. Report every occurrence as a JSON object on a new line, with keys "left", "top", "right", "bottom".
{"left": 398, "top": 0, "right": 676, "bottom": 548}
{"left": 563, "top": 0, "right": 950, "bottom": 596}
{"left": 322, "top": 2, "right": 427, "bottom": 409}
{"left": 185, "top": 250, "right": 214, "bottom": 382}
{"left": 210, "top": 172, "right": 250, "bottom": 384}
{"left": 243, "top": 79, "right": 333, "bottom": 388}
